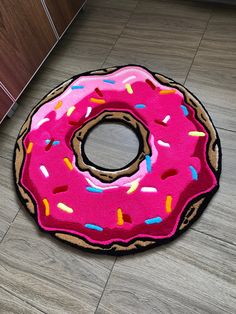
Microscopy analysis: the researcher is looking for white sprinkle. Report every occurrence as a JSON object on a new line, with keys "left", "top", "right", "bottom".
{"left": 40, "top": 165, "right": 49, "bottom": 177}
{"left": 85, "top": 106, "right": 92, "bottom": 118}
{"left": 141, "top": 187, "right": 157, "bottom": 192}
{"left": 157, "top": 140, "right": 170, "bottom": 147}
{"left": 86, "top": 178, "right": 118, "bottom": 190}
{"left": 122, "top": 75, "right": 136, "bottom": 83}
{"left": 162, "top": 115, "right": 170, "bottom": 124}
{"left": 37, "top": 118, "right": 50, "bottom": 127}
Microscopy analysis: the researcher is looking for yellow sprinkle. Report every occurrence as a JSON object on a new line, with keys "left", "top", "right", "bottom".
{"left": 26, "top": 142, "right": 33, "bottom": 154}
{"left": 159, "top": 89, "right": 176, "bottom": 95}
{"left": 90, "top": 98, "right": 105, "bottom": 104}
{"left": 63, "top": 157, "right": 73, "bottom": 170}
{"left": 67, "top": 106, "right": 76, "bottom": 116}
{"left": 188, "top": 131, "right": 205, "bottom": 137}
{"left": 43, "top": 198, "right": 50, "bottom": 216}
{"left": 54, "top": 100, "right": 62, "bottom": 110}
{"left": 127, "top": 180, "right": 139, "bottom": 194}
{"left": 125, "top": 83, "right": 133, "bottom": 94}
{"left": 57, "top": 202, "right": 73, "bottom": 213}
{"left": 117, "top": 208, "right": 124, "bottom": 226}
{"left": 166, "top": 195, "right": 172, "bottom": 213}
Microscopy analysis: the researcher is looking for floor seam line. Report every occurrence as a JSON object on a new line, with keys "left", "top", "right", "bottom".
{"left": 94, "top": 256, "right": 117, "bottom": 313}
{"left": 0, "top": 207, "right": 21, "bottom": 245}
{"left": 183, "top": 10, "right": 213, "bottom": 85}
{"left": 101, "top": 0, "right": 139, "bottom": 68}
{"left": 192, "top": 228, "right": 236, "bottom": 247}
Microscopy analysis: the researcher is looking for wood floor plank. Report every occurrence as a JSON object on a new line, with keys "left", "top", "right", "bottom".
{"left": 96, "top": 230, "right": 236, "bottom": 314}
{"left": 0, "top": 210, "right": 115, "bottom": 313}
{"left": 185, "top": 5, "right": 236, "bottom": 131}
{"left": 0, "top": 286, "right": 43, "bottom": 314}
{"left": 0, "top": 157, "right": 20, "bottom": 241}
{"left": 103, "top": 0, "right": 212, "bottom": 83}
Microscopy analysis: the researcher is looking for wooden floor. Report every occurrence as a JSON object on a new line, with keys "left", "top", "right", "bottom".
{"left": 0, "top": 0, "right": 236, "bottom": 313}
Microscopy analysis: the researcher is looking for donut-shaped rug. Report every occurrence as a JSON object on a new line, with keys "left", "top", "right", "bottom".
{"left": 14, "top": 65, "right": 221, "bottom": 255}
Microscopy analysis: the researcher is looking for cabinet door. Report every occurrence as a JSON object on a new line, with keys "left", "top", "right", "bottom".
{"left": 0, "top": 0, "right": 56, "bottom": 99}
{"left": 0, "top": 87, "right": 14, "bottom": 122}
{"left": 45, "top": 0, "right": 85, "bottom": 36}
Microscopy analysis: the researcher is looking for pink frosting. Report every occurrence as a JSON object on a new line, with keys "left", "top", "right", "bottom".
{"left": 21, "top": 66, "right": 217, "bottom": 246}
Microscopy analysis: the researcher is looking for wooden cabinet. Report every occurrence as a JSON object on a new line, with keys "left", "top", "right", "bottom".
{"left": 45, "top": 0, "right": 85, "bottom": 36}
{"left": 0, "top": 0, "right": 86, "bottom": 123}
{"left": 0, "top": 87, "right": 14, "bottom": 120}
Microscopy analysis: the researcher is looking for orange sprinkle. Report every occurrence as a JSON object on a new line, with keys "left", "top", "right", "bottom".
{"left": 166, "top": 195, "right": 172, "bottom": 213}
{"left": 117, "top": 208, "right": 124, "bottom": 226}
{"left": 63, "top": 157, "right": 73, "bottom": 170}
{"left": 90, "top": 98, "right": 105, "bottom": 104}
{"left": 26, "top": 142, "right": 33, "bottom": 154}
{"left": 159, "top": 89, "right": 176, "bottom": 95}
{"left": 54, "top": 100, "right": 62, "bottom": 110}
{"left": 43, "top": 198, "right": 50, "bottom": 216}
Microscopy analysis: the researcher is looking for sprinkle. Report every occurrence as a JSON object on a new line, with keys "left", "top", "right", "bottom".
{"left": 166, "top": 195, "right": 172, "bottom": 213}
{"left": 103, "top": 79, "right": 115, "bottom": 84}
{"left": 189, "top": 165, "right": 198, "bottom": 180}
{"left": 95, "top": 87, "right": 103, "bottom": 97}
{"left": 85, "top": 106, "right": 92, "bottom": 118}
{"left": 145, "top": 155, "right": 152, "bottom": 173}
{"left": 53, "top": 140, "right": 60, "bottom": 146}
{"left": 45, "top": 139, "right": 50, "bottom": 144}
{"left": 40, "top": 165, "right": 49, "bottom": 177}
{"left": 189, "top": 131, "right": 205, "bottom": 137}
{"left": 157, "top": 140, "right": 170, "bottom": 148}
{"left": 37, "top": 118, "right": 50, "bottom": 127}
{"left": 159, "top": 89, "right": 176, "bottom": 95}
{"left": 141, "top": 187, "right": 157, "bottom": 192}
{"left": 85, "top": 223, "right": 103, "bottom": 231}
{"left": 123, "top": 214, "right": 132, "bottom": 223}
{"left": 127, "top": 180, "right": 139, "bottom": 194}
{"left": 125, "top": 83, "right": 133, "bottom": 94}
{"left": 54, "top": 101, "right": 63, "bottom": 110}
{"left": 181, "top": 105, "right": 189, "bottom": 116}
{"left": 67, "top": 106, "right": 76, "bottom": 117}
{"left": 53, "top": 185, "right": 68, "bottom": 194}
{"left": 135, "top": 104, "right": 146, "bottom": 109}
{"left": 86, "top": 187, "right": 103, "bottom": 193}
{"left": 69, "top": 120, "right": 80, "bottom": 126}
{"left": 57, "top": 202, "right": 73, "bottom": 213}
{"left": 146, "top": 79, "right": 156, "bottom": 90}
{"left": 43, "top": 198, "right": 50, "bottom": 216}
{"left": 122, "top": 76, "right": 136, "bottom": 83}
{"left": 117, "top": 208, "right": 124, "bottom": 226}
{"left": 26, "top": 142, "right": 33, "bottom": 154}
{"left": 154, "top": 119, "right": 167, "bottom": 126}
{"left": 90, "top": 98, "right": 105, "bottom": 104}
{"left": 162, "top": 115, "right": 170, "bottom": 124}
{"left": 145, "top": 216, "right": 162, "bottom": 224}
{"left": 161, "top": 169, "right": 178, "bottom": 180}
{"left": 71, "top": 85, "right": 84, "bottom": 90}
{"left": 63, "top": 157, "right": 73, "bottom": 170}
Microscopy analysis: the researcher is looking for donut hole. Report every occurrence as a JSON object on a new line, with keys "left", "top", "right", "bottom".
{"left": 82, "top": 122, "right": 140, "bottom": 170}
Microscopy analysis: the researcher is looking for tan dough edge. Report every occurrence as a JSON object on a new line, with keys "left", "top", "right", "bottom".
{"left": 15, "top": 67, "right": 219, "bottom": 253}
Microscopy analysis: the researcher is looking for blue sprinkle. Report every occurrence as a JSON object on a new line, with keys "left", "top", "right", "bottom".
{"left": 181, "top": 105, "right": 189, "bottom": 116}
{"left": 86, "top": 187, "right": 103, "bottom": 193}
{"left": 145, "top": 217, "right": 162, "bottom": 225}
{"left": 145, "top": 155, "right": 152, "bottom": 173}
{"left": 85, "top": 223, "right": 103, "bottom": 231}
{"left": 45, "top": 139, "right": 50, "bottom": 144}
{"left": 103, "top": 79, "right": 115, "bottom": 84}
{"left": 71, "top": 85, "right": 84, "bottom": 90}
{"left": 189, "top": 165, "right": 198, "bottom": 180}
{"left": 52, "top": 140, "right": 60, "bottom": 146}
{"left": 135, "top": 104, "right": 146, "bottom": 109}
